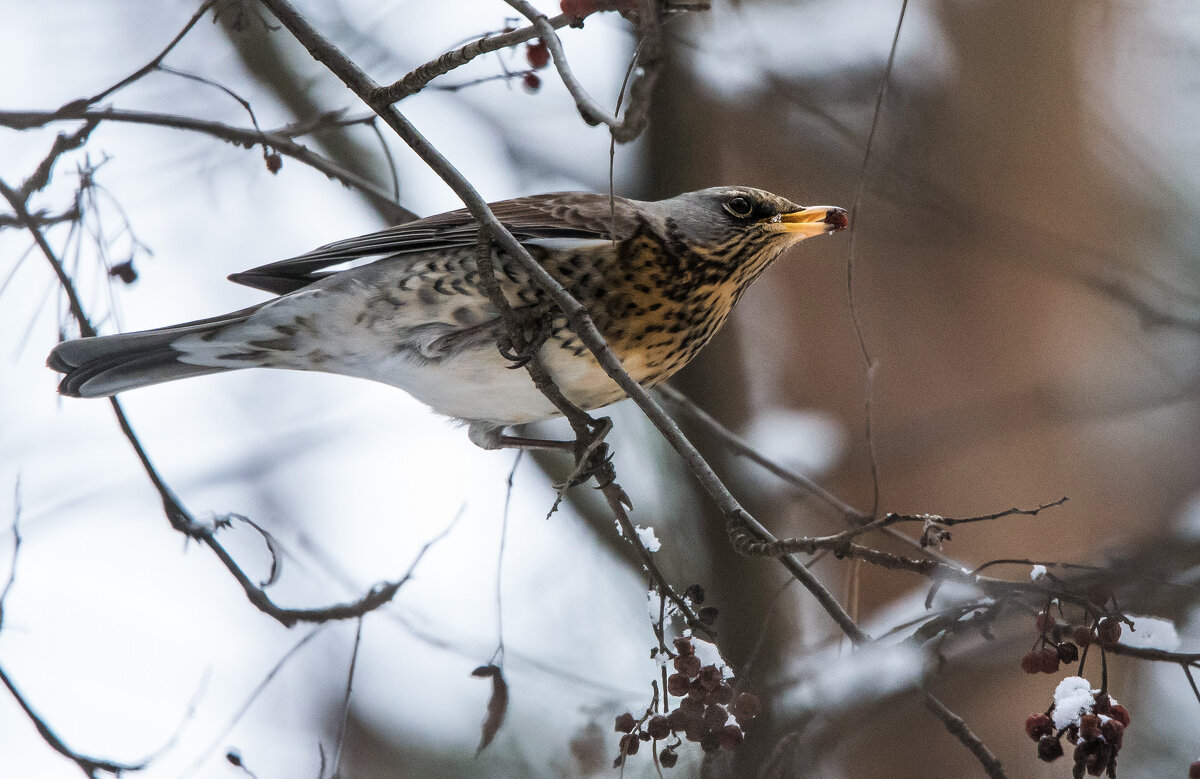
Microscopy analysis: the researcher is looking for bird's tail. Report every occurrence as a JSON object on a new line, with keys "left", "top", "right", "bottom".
{"left": 48, "top": 305, "right": 263, "bottom": 398}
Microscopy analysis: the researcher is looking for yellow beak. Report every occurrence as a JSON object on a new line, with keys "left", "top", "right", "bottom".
{"left": 774, "top": 206, "right": 850, "bottom": 238}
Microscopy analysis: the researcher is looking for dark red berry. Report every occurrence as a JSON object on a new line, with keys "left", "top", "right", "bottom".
{"left": 700, "top": 730, "right": 720, "bottom": 753}
{"left": 1037, "top": 647, "right": 1061, "bottom": 673}
{"left": 703, "top": 703, "right": 728, "bottom": 730}
{"left": 1189, "top": 760, "right": 1200, "bottom": 779}
{"left": 698, "top": 606, "right": 719, "bottom": 625}
{"left": 1097, "top": 618, "right": 1121, "bottom": 647}
{"left": 1036, "top": 611, "right": 1055, "bottom": 634}
{"left": 1021, "top": 651, "right": 1040, "bottom": 674}
{"left": 1037, "top": 735, "right": 1064, "bottom": 762}
{"left": 697, "top": 665, "right": 722, "bottom": 690}
{"left": 665, "top": 708, "right": 687, "bottom": 732}
{"left": 1100, "top": 718, "right": 1123, "bottom": 749}
{"left": 710, "top": 683, "right": 734, "bottom": 706}
{"left": 1110, "top": 704, "right": 1130, "bottom": 727}
{"left": 1078, "top": 714, "right": 1101, "bottom": 742}
{"left": 1073, "top": 625, "right": 1094, "bottom": 647}
{"left": 674, "top": 654, "right": 701, "bottom": 678}
{"left": 619, "top": 733, "right": 639, "bottom": 755}
{"left": 718, "top": 724, "right": 744, "bottom": 750}
{"left": 1057, "top": 642, "right": 1079, "bottom": 663}
{"left": 673, "top": 636, "right": 694, "bottom": 656}
{"left": 659, "top": 748, "right": 678, "bottom": 768}
{"left": 525, "top": 41, "right": 550, "bottom": 69}
{"left": 678, "top": 696, "right": 704, "bottom": 719}
{"left": 108, "top": 260, "right": 137, "bottom": 285}
{"left": 1025, "top": 713, "right": 1053, "bottom": 741}
{"left": 614, "top": 712, "right": 636, "bottom": 733}
{"left": 522, "top": 72, "right": 540, "bottom": 92}
{"left": 667, "top": 673, "right": 690, "bottom": 697}
{"left": 731, "top": 692, "right": 761, "bottom": 720}
{"left": 646, "top": 715, "right": 670, "bottom": 740}
{"left": 265, "top": 151, "right": 282, "bottom": 174}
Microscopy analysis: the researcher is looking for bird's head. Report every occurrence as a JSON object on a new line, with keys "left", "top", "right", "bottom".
{"left": 648, "top": 186, "right": 848, "bottom": 276}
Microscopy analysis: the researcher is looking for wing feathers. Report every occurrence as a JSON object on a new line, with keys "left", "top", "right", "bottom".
{"left": 229, "top": 192, "right": 644, "bottom": 295}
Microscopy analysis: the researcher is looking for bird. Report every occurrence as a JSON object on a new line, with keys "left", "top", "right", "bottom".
{"left": 48, "top": 186, "right": 847, "bottom": 450}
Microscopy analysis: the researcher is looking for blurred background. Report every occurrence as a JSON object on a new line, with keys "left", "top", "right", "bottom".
{"left": 2, "top": 0, "right": 1198, "bottom": 777}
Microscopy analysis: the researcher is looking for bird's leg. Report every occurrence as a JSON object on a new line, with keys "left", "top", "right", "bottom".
{"left": 559, "top": 416, "right": 615, "bottom": 489}
{"left": 467, "top": 421, "right": 574, "bottom": 452}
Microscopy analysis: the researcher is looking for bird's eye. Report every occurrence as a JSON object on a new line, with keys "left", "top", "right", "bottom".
{"left": 723, "top": 196, "right": 754, "bottom": 219}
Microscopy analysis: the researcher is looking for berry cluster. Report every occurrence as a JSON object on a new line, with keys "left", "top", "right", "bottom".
{"left": 1027, "top": 688, "right": 1130, "bottom": 777}
{"left": 521, "top": 41, "right": 550, "bottom": 92}
{"left": 1020, "top": 610, "right": 1079, "bottom": 674}
{"left": 613, "top": 635, "right": 760, "bottom": 768}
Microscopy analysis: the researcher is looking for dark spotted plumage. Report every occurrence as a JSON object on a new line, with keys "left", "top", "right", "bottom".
{"left": 47, "top": 187, "right": 847, "bottom": 448}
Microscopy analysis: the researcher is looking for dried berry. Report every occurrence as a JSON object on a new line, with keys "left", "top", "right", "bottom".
{"left": 1097, "top": 618, "right": 1121, "bottom": 647}
{"left": 646, "top": 715, "right": 671, "bottom": 740}
{"left": 678, "top": 696, "right": 704, "bottom": 720}
{"left": 619, "top": 733, "right": 640, "bottom": 755}
{"left": 687, "top": 678, "right": 707, "bottom": 698}
{"left": 1078, "top": 714, "right": 1101, "bottom": 742}
{"left": 700, "top": 730, "right": 721, "bottom": 753}
{"left": 265, "top": 151, "right": 282, "bottom": 174}
{"left": 703, "top": 703, "right": 728, "bottom": 730}
{"left": 1035, "top": 611, "right": 1055, "bottom": 634}
{"left": 1110, "top": 704, "right": 1131, "bottom": 728}
{"left": 1189, "top": 760, "right": 1200, "bottom": 779}
{"left": 674, "top": 654, "right": 702, "bottom": 678}
{"left": 1037, "top": 735, "right": 1065, "bottom": 762}
{"left": 673, "top": 636, "right": 694, "bottom": 656}
{"left": 614, "top": 712, "right": 636, "bottom": 733}
{"left": 525, "top": 41, "right": 550, "bottom": 69}
{"left": 659, "top": 748, "right": 678, "bottom": 768}
{"left": 1057, "top": 642, "right": 1079, "bottom": 664}
{"left": 665, "top": 708, "right": 687, "bottom": 732}
{"left": 666, "top": 673, "right": 690, "bottom": 697}
{"left": 697, "top": 665, "right": 722, "bottom": 690}
{"left": 1037, "top": 647, "right": 1061, "bottom": 674}
{"left": 698, "top": 606, "right": 719, "bottom": 625}
{"left": 730, "top": 692, "right": 761, "bottom": 720}
{"left": 719, "top": 723, "right": 744, "bottom": 750}
{"left": 522, "top": 72, "right": 541, "bottom": 92}
{"left": 1072, "top": 625, "right": 1094, "bottom": 647}
{"left": 709, "top": 683, "right": 734, "bottom": 706}
{"left": 108, "top": 260, "right": 137, "bottom": 285}
{"left": 1025, "top": 713, "right": 1054, "bottom": 741}
{"left": 1100, "top": 718, "right": 1123, "bottom": 749}
{"left": 1020, "top": 651, "right": 1040, "bottom": 674}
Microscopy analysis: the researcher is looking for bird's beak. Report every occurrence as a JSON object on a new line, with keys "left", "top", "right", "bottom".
{"left": 773, "top": 206, "right": 850, "bottom": 238}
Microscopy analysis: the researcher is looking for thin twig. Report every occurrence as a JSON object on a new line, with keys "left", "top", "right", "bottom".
{"left": 922, "top": 690, "right": 1006, "bottom": 779}
{"left": 374, "top": 13, "right": 577, "bottom": 103}
{"left": 0, "top": 108, "right": 413, "bottom": 222}
{"left": 502, "top": 0, "right": 662, "bottom": 143}
{"left": 330, "top": 617, "right": 364, "bottom": 778}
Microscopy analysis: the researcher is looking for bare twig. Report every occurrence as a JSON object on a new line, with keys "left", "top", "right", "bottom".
{"left": 374, "top": 13, "right": 578, "bottom": 103}
{"left": 87, "top": 0, "right": 219, "bottom": 104}
{"left": 0, "top": 663, "right": 143, "bottom": 778}
{"left": 0, "top": 108, "right": 413, "bottom": 222}
{"left": 329, "top": 618, "right": 364, "bottom": 778}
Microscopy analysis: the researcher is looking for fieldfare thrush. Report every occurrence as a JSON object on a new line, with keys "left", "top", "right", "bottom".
{"left": 48, "top": 186, "right": 847, "bottom": 449}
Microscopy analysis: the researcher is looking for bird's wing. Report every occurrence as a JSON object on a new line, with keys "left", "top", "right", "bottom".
{"left": 229, "top": 192, "right": 644, "bottom": 295}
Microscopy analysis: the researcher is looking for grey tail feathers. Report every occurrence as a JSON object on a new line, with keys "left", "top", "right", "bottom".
{"left": 48, "top": 305, "right": 262, "bottom": 398}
